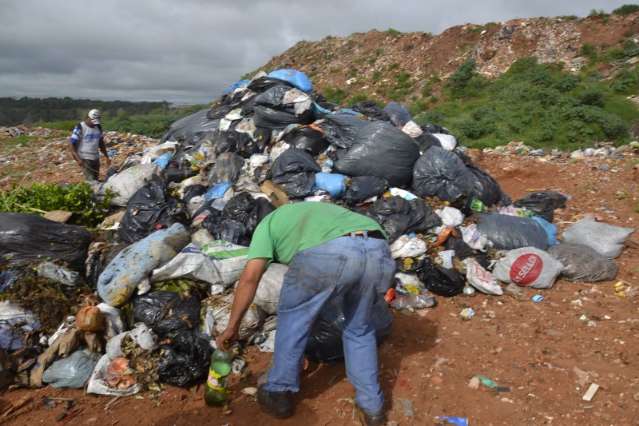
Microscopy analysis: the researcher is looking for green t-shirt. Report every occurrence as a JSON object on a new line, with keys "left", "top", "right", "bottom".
{"left": 247, "top": 202, "right": 385, "bottom": 264}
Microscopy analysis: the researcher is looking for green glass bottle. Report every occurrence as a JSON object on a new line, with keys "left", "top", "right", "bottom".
{"left": 204, "top": 350, "right": 233, "bottom": 406}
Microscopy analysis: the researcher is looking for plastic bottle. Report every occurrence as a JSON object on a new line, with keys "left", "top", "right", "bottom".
{"left": 390, "top": 293, "right": 436, "bottom": 310}
{"left": 204, "top": 350, "right": 233, "bottom": 406}
{"left": 470, "top": 198, "right": 486, "bottom": 213}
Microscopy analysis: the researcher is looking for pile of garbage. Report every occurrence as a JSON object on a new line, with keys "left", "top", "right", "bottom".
{"left": 0, "top": 126, "right": 54, "bottom": 139}
{"left": 0, "top": 68, "right": 635, "bottom": 397}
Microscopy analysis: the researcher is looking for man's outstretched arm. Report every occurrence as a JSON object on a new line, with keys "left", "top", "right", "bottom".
{"left": 216, "top": 258, "right": 268, "bottom": 349}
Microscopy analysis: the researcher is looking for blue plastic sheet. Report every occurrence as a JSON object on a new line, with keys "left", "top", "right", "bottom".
{"left": 223, "top": 79, "right": 250, "bottom": 95}
{"left": 435, "top": 417, "right": 469, "bottom": 426}
{"left": 204, "top": 182, "right": 232, "bottom": 201}
{"left": 314, "top": 173, "right": 346, "bottom": 198}
{"left": 268, "top": 69, "right": 313, "bottom": 93}
{"left": 152, "top": 152, "right": 173, "bottom": 170}
{"left": 532, "top": 216, "right": 558, "bottom": 246}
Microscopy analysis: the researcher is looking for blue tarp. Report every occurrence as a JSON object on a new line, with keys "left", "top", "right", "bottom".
{"left": 268, "top": 69, "right": 313, "bottom": 93}
{"left": 223, "top": 79, "right": 250, "bottom": 95}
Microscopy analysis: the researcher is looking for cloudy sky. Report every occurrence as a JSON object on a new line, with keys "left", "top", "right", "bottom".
{"left": 0, "top": 0, "right": 631, "bottom": 104}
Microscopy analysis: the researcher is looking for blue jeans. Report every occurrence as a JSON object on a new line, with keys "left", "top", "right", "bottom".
{"left": 264, "top": 235, "right": 396, "bottom": 415}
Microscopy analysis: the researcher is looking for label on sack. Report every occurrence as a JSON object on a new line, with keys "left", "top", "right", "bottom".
{"left": 509, "top": 253, "right": 543, "bottom": 286}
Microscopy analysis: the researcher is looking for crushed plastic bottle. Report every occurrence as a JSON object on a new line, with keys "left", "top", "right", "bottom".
{"left": 390, "top": 293, "right": 436, "bottom": 310}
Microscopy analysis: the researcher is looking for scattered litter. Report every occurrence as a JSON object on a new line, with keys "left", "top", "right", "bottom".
{"left": 582, "top": 383, "right": 600, "bottom": 401}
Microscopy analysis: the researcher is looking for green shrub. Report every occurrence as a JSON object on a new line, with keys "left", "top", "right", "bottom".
{"left": 0, "top": 182, "right": 113, "bottom": 227}
{"left": 386, "top": 28, "right": 402, "bottom": 37}
{"left": 611, "top": 67, "right": 639, "bottom": 93}
{"left": 580, "top": 43, "right": 598, "bottom": 61}
{"left": 323, "top": 86, "right": 347, "bottom": 105}
{"left": 413, "top": 57, "right": 639, "bottom": 149}
{"left": 612, "top": 4, "right": 639, "bottom": 15}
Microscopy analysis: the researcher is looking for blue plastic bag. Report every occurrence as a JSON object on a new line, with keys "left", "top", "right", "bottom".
{"left": 314, "top": 173, "right": 346, "bottom": 198}
{"left": 98, "top": 224, "right": 190, "bottom": 307}
{"left": 532, "top": 216, "right": 558, "bottom": 246}
{"left": 435, "top": 417, "right": 469, "bottom": 426}
{"left": 223, "top": 79, "right": 250, "bottom": 95}
{"left": 43, "top": 350, "right": 100, "bottom": 389}
{"left": 152, "top": 152, "right": 173, "bottom": 170}
{"left": 204, "top": 182, "right": 232, "bottom": 201}
{"left": 268, "top": 69, "right": 312, "bottom": 93}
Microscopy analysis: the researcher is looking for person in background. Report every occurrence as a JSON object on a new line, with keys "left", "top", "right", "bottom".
{"left": 216, "top": 202, "right": 395, "bottom": 426}
{"left": 69, "top": 109, "right": 110, "bottom": 181}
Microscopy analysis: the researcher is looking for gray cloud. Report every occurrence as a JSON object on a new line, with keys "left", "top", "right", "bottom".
{"left": 0, "top": 0, "right": 631, "bottom": 103}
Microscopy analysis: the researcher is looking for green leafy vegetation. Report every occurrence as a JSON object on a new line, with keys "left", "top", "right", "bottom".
{"left": 386, "top": 28, "right": 402, "bottom": 37}
{"left": 412, "top": 57, "right": 639, "bottom": 149}
{"left": 0, "top": 182, "right": 113, "bottom": 227}
{"left": 612, "top": 4, "right": 639, "bottom": 15}
{"left": 323, "top": 86, "right": 348, "bottom": 105}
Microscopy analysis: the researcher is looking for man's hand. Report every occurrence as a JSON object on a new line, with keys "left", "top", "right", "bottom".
{"left": 215, "top": 259, "right": 268, "bottom": 349}
{"left": 215, "top": 325, "right": 239, "bottom": 350}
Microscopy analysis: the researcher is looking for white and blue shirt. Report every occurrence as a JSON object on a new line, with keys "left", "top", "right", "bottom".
{"left": 70, "top": 122, "right": 102, "bottom": 160}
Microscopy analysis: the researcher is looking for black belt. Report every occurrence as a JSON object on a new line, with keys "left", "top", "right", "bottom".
{"left": 345, "top": 230, "right": 386, "bottom": 240}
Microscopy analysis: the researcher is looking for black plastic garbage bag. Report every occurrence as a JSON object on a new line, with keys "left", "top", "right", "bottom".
{"left": 161, "top": 109, "right": 219, "bottom": 144}
{"left": 343, "top": 176, "right": 387, "bottom": 205}
{"left": 158, "top": 330, "right": 211, "bottom": 387}
{"left": 305, "top": 294, "right": 393, "bottom": 363}
{"left": 319, "top": 113, "right": 370, "bottom": 149}
{"left": 248, "top": 76, "right": 292, "bottom": 93}
{"left": 0, "top": 213, "right": 91, "bottom": 270}
{"left": 133, "top": 291, "right": 201, "bottom": 337}
{"left": 444, "top": 237, "right": 492, "bottom": 269}
{"left": 514, "top": 191, "right": 567, "bottom": 222}
{"left": 283, "top": 127, "right": 329, "bottom": 156}
{"left": 412, "top": 146, "right": 509, "bottom": 207}
{"left": 467, "top": 164, "right": 511, "bottom": 207}
{"left": 383, "top": 102, "right": 412, "bottom": 128}
{"left": 548, "top": 243, "right": 618, "bottom": 282}
{"left": 365, "top": 196, "right": 441, "bottom": 242}
{"left": 202, "top": 193, "right": 274, "bottom": 245}
{"left": 213, "top": 129, "right": 262, "bottom": 158}
{"left": 270, "top": 148, "right": 320, "bottom": 198}
{"left": 183, "top": 185, "right": 208, "bottom": 204}
{"left": 334, "top": 121, "right": 420, "bottom": 187}
{"left": 208, "top": 152, "right": 245, "bottom": 185}
{"left": 163, "top": 160, "right": 197, "bottom": 184}
{"left": 119, "top": 176, "right": 187, "bottom": 244}
{"left": 414, "top": 132, "right": 442, "bottom": 153}
{"left": 207, "top": 103, "right": 235, "bottom": 120}
{"left": 351, "top": 101, "right": 390, "bottom": 122}
{"left": 417, "top": 258, "right": 465, "bottom": 297}
{"left": 253, "top": 105, "right": 313, "bottom": 129}
{"left": 477, "top": 214, "right": 548, "bottom": 250}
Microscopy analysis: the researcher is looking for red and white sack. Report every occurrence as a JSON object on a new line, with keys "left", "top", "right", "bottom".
{"left": 493, "top": 247, "right": 563, "bottom": 289}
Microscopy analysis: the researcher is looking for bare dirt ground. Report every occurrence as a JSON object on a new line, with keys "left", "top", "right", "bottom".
{"left": 0, "top": 136, "right": 638, "bottom": 425}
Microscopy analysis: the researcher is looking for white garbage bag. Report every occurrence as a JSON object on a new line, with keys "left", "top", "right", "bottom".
{"left": 493, "top": 247, "right": 563, "bottom": 289}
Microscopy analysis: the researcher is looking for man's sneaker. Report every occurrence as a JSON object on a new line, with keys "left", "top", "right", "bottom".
{"left": 356, "top": 404, "right": 386, "bottom": 426}
{"left": 257, "top": 385, "right": 294, "bottom": 418}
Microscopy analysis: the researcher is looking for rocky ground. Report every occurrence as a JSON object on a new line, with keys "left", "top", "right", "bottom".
{"left": 0, "top": 131, "right": 638, "bottom": 425}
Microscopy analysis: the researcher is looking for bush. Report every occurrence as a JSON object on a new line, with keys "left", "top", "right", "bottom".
{"left": 578, "top": 88, "right": 605, "bottom": 106}
{"left": 0, "top": 183, "right": 113, "bottom": 227}
{"left": 580, "top": 43, "right": 597, "bottom": 61}
{"left": 323, "top": 86, "right": 347, "bottom": 105}
{"left": 612, "top": 4, "right": 639, "bottom": 15}
{"left": 611, "top": 67, "right": 639, "bottom": 93}
{"left": 386, "top": 28, "right": 402, "bottom": 37}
